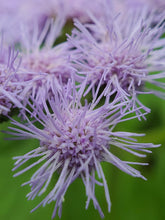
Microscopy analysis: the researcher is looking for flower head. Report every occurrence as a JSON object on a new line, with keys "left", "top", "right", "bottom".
{"left": 0, "top": 40, "right": 26, "bottom": 115}
{"left": 68, "top": 6, "right": 165, "bottom": 115}
{"left": 8, "top": 79, "right": 159, "bottom": 218}
{"left": 17, "top": 18, "right": 75, "bottom": 105}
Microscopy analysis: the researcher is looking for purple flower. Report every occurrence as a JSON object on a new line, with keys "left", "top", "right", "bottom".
{"left": 16, "top": 18, "right": 74, "bottom": 105}
{"left": 0, "top": 40, "right": 26, "bottom": 115}
{"left": 67, "top": 6, "right": 165, "bottom": 115}
{"left": 8, "top": 80, "right": 159, "bottom": 218}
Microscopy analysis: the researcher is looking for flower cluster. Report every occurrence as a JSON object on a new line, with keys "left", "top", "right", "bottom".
{"left": 0, "top": 0, "right": 165, "bottom": 219}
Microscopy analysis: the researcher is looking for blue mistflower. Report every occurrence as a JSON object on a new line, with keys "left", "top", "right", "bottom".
{"left": 7, "top": 79, "right": 159, "bottom": 218}
{"left": 68, "top": 6, "right": 165, "bottom": 115}
{"left": 15, "top": 18, "right": 76, "bottom": 106}
{"left": 0, "top": 41, "right": 27, "bottom": 115}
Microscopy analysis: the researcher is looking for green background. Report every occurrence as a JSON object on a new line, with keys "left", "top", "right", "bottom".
{"left": 0, "top": 94, "right": 165, "bottom": 220}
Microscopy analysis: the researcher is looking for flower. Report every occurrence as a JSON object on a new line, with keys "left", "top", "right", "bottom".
{"left": 17, "top": 18, "right": 75, "bottom": 105}
{"left": 67, "top": 6, "right": 165, "bottom": 115}
{"left": 0, "top": 40, "right": 26, "bottom": 115}
{"left": 8, "top": 79, "right": 159, "bottom": 218}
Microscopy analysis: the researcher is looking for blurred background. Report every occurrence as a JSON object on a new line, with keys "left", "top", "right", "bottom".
{"left": 0, "top": 94, "right": 165, "bottom": 220}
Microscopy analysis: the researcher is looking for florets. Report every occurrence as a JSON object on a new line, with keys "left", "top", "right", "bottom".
{"left": 17, "top": 19, "right": 74, "bottom": 105}
{"left": 68, "top": 7, "right": 165, "bottom": 114}
{"left": 0, "top": 43, "right": 24, "bottom": 115}
{"left": 8, "top": 80, "right": 159, "bottom": 218}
